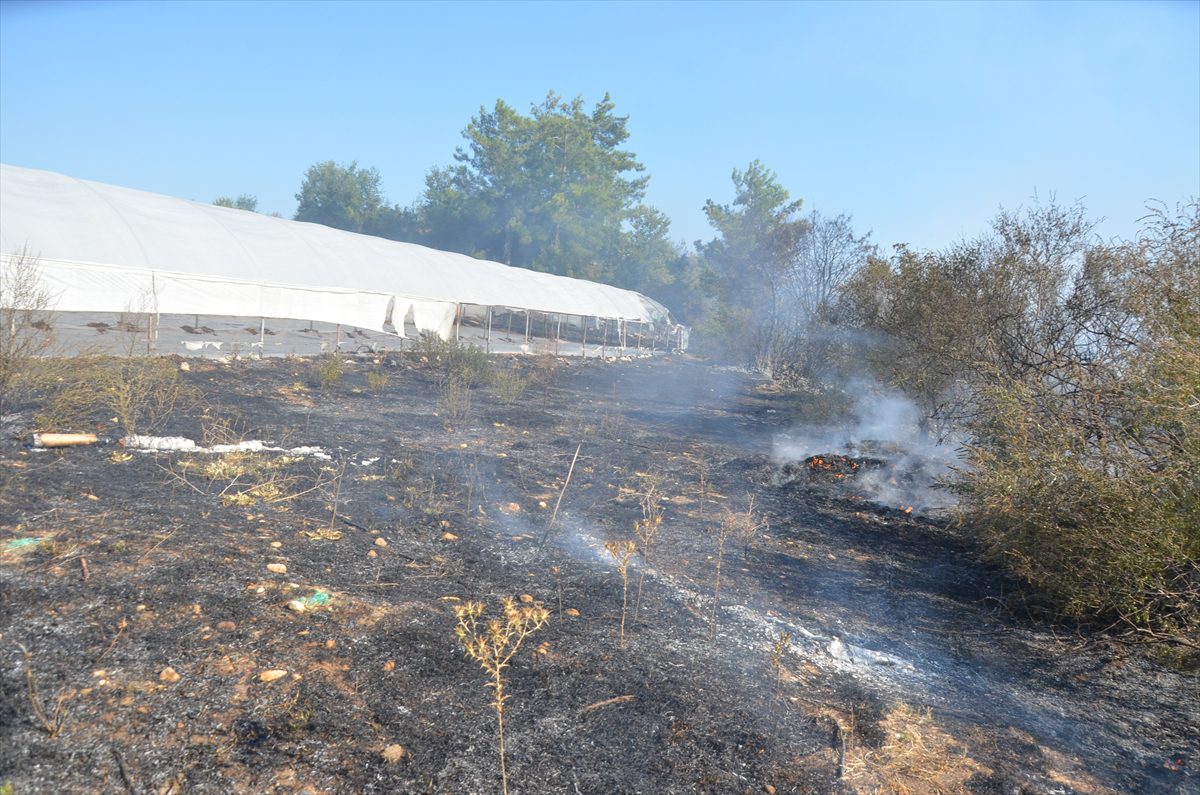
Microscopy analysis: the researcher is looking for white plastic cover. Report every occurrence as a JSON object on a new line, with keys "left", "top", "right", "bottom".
{"left": 0, "top": 164, "right": 671, "bottom": 338}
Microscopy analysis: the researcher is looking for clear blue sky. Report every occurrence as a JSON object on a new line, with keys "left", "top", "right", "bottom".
{"left": 2, "top": 0, "right": 1197, "bottom": 252}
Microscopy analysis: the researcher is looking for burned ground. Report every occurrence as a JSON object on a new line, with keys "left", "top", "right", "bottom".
{"left": 1, "top": 355, "right": 1196, "bottom": 794}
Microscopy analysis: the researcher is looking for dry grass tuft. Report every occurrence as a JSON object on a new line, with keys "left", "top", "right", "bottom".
{"left": 437, "top": 376, "right": 473, "bottom": 427}
{"left": 842, "top": 703, "right": 988, "bottom": 794}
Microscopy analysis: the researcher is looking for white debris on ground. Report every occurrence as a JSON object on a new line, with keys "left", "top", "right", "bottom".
{"left": 568, "top": 525, "right": 921, "bottom": 684}
{"left": 122, "top": 435, "right": 332, "bottom": 459}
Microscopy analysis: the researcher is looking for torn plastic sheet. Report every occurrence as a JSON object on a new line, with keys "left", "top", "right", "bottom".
{"left": 122, "top": 435, "right": 331, "bottom": 459}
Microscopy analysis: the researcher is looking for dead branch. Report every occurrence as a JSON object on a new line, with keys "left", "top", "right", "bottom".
{"left": 580, "top": 694, "right": 636, "bottom": 714}
{"left": 539, "top": 442, "right": 582, "bottom": 549}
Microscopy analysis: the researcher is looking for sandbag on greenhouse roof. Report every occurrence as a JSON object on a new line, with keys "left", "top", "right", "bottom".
{"left": 0, "top": 164, "right": 672, "bottom": 338}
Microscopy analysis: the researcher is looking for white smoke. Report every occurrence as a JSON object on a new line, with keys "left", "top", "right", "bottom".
{"left": 772, "top": 379, "right": 962, "bottom": 514}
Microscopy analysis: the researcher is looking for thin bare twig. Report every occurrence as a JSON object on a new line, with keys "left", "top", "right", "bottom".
{"left": 112, "top": 746, "right": 137, "bottom": 794}
{"left": 580, "top": 694, "right": 636, "bottom": 714}
{"left": 136, "top": 529, "right": 177, "bottom": 567}
{"left": 539, "top": 443, "right": 582, "bottom": 549}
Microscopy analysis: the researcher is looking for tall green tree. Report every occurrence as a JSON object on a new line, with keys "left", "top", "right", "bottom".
{"left": 294, "top": 160, "right": 383, "bottom": 233}
{"left": 416, "top": 92, "right": 677, "bottom": 292}
{"left": 698, "top": 160, "right": 809, "bottom": 372}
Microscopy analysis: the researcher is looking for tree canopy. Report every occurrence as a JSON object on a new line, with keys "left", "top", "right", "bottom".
{"left": 213, "top": 194, "right": 258, "bottom": 212}
{"left": 413, "top": 92, "right": 677, "bottom": 293}
{"left": 697, "top": 161, "right": 811, "bottom": 372}
{"left": 294, "top": 160, "right": 383, "bottom": 233}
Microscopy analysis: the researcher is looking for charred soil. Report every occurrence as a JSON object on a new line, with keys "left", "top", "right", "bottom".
{"left": 1, "top": 356, "right": 1196, "bottom": 794}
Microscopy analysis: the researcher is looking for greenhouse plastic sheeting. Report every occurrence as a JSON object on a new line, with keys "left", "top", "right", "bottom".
{"left": 0, "top": 164, "right": 671, "bottom": 338}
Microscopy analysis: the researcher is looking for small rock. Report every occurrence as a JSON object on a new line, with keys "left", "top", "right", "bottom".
{"left": 287, "top": 600, "right": 306, "bottom": 613}
{"left": 374, "top": 537, "right": 388, "bottom": 548}
{"left": 266, "top": 563, "right": 287, "bottom": 574}
{"left": 538, "top": 500, "right": 548, "bottom": 509}
{"left": 217, "top": 621, "right": 236, "bottom": 632}
{"left": 381, "top": 744, "right": 407, "bottom": 764}
{"left": 259, "top": 669, "right": 288, "bottom": 683}
{"left": 160, "top": 666, "right": 181, "bottom": 684}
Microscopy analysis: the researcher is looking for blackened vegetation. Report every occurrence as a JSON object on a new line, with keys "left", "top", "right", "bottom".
{"left": 1, "top": 357, "right": 1196, "bottom": 794}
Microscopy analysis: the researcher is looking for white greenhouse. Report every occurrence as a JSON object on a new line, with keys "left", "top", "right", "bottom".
{"left": 0, "top": 164, "right": 686, "bottom": 357}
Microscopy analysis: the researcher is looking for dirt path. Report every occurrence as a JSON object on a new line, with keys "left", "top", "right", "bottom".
{"left": 1, "top": 355, "right": 1195, "bottom": 794}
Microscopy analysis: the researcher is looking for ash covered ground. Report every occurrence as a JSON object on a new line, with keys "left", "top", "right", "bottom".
{"left": 1, "top": 355, "right": 1196, "bottom": 794}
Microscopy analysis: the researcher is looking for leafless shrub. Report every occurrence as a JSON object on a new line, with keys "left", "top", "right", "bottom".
{"left": 16, "top": 642, "right": 74, "bottom": 738}
{"left": 768, "top": 629, "right": 791, "bottom": 725}
{"left": 108, "top": 356, "right": 197, "bottom": 435}
{"left": 709, "top": 502, "right": 760, "bottom": 638}
{"left": 604, "top": 539, "right": 636, "bottom": 645}
{"left": 0, "top": 247, "right": 57, "bottom": 415}
{"left": 37, "top": 354, "right": 197, "bottom": 435}
{"left": 632, "top": 472, "right": 665, "bottom": 622}
{"left": 453, "top": 597, "right": 550, "bottom": 795}
{"left": 438, "top": 375, "right": 473, "bottom": 427}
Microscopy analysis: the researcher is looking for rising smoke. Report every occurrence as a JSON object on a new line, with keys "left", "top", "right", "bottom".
{"left": 772, "top": 378, "right": 962, "bottom": 514}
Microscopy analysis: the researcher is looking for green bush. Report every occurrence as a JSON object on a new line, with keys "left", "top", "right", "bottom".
{"left": 308, "top": 354, "right": 343, "bottom": 390}
{"left": 490, "top": 366, "right": 528, "bottom": 405}
{"left": 953, "top": 340, "right": 1199, "bottom": 648}
{"left": 366, "top": 368, "right": 389, "bottom": 395}
{"left": 417, "top": 335, "right": 489, "bottom": 387}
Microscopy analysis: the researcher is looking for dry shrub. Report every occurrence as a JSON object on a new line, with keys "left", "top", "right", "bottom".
{"left": 453, "top": 597, "right": 550, "bottom": 795}
{"left": 32, "top": 358, "right": 103, "bottom": 431}
{"left": 604, "top": 539, "right": 636, "bottom": 644}
{"left": 366, "top": 368, "right": 389, "bottom": 394}
{"left": 633, "top": 472, "right": 665, "bottom": 621}
{"left": 490, "top": 366, "right": 528, "bottom": 405}
{"left": 418, "top": 335, "right": 490, "bottom": 387}
{"left": 527, "top": 353, "right": 561, "bottom": 383}
{"left": 108, "top": 356, "right": 196, "bottom": 435}
{"left": 0, "top": 247, "right": 57, "bottom": 415}
{"left": 842, "top": 703, "right": 988, "bottom": 794}
{"left": 307, "top": 354, "right": 343, "bottom": 389}
{"left": 176, "top": 450, "right": 302, "bottom": 507}
{"left": 438, "top": 376, "right": 473, "bottom": 427}
{"left": 199, "top": 410, "right": 248, "bottom": 448}
{"left": 710, "top": 501, "right": 763, "bottom": 636}
{"left": 36, "top": 355, "right": 197, "bottom": 435}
